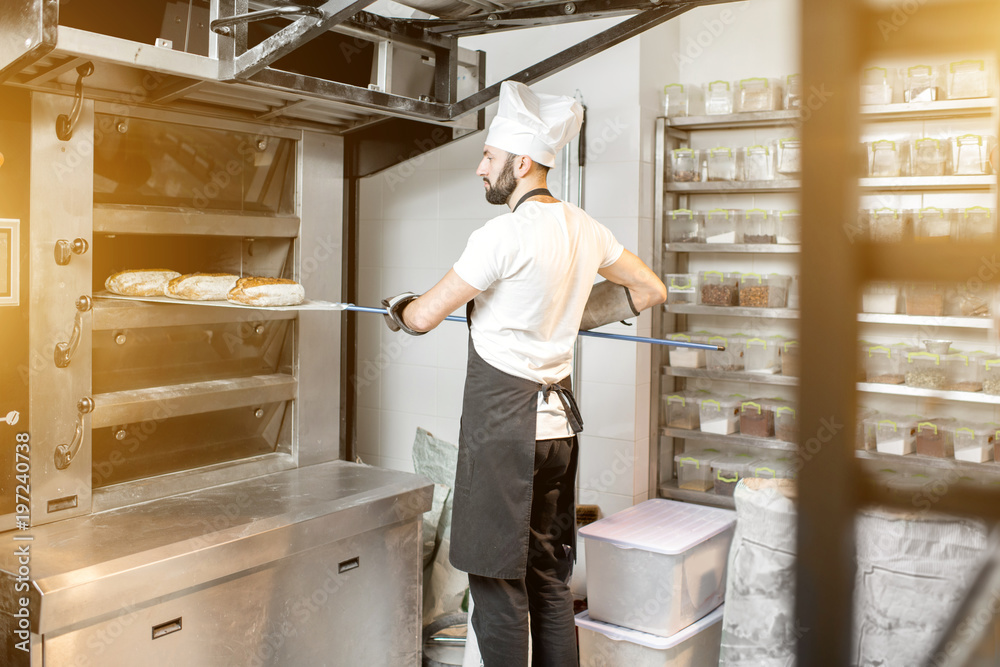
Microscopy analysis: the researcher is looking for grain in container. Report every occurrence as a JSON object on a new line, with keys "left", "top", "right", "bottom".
{"left": 865, "top": 344, "right": 910, "bottom": 384}
{"left": 872, "top": 415, "right": 920, "bottom": 455}
{"left": 915, "top": 419, "right": 956, "bottom": 458}
{"left": 904, "top": 283, "right": 947, "bottom": 316}
{"left": 944, "top": 351, "right": 986, "bottom": 391}
{"left": 739, "top": 273, "right": 790, "bottom": 308}
{"left": 711, "top": 453, "right": 758, "bottom": 497}
{"left": 707, "top": 147, "right": 737, "bottom": 181}
{"left": 670, "top": 148, "right": 702, "bottom": 182}
{"left": 781, "top": 340, "right": 800, "bottom": 376}
{"left": 674, "top": 448, "right": 722, "bottom": 491}
{"left": 905, "top": 351, "right": 947, "bottom": 389}
{"left": 736, "top": 77, "right": 782, "bottom": 112}
{"left": 982, "top": 358, "right": 1000, "bottom": 395}
{"left": 741, "top": 208, "right": 776, "bottom": 244}
{"left": 580, "top": 500, "right": 735, "bottom": 636}
{"left": 739, "top": 399, "right": 776, "bottom": 437}
{"left": 663, "top": 390, "right": 710, "bottom": 430}
{"left": 774, "top": 404, "right": 798, "bottom": 443}
{"left": 699, "top": 271, "right": 740, "bottom": 306}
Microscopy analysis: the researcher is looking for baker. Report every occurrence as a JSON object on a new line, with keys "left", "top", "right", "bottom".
{"left": 380, "top": 80, "right": 666, "bottom": 666}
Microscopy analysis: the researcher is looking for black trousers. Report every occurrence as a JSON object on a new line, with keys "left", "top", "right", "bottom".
{"left": 468, "top": 436, "right": 579, "bottom": 667}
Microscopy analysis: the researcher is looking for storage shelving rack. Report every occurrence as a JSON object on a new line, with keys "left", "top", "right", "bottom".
{"left": 650, "top": 91, "right": 1000, "bottom": 512}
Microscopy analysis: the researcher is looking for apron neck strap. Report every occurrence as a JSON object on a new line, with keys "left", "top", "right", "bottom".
{"left": 512, "top": 188, "right": 553, "bottom": 212}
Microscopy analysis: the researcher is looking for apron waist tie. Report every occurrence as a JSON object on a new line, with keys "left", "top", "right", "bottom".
{"left": 541, "top": 383, "right": 584, "bottom": 434}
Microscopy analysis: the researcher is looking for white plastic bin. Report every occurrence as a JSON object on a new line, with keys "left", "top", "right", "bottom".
{"left": 575, "top": 606, "right": 724, "bottom": 667}
{"left": 580, "top": 499, "right": 736, "bottom": 637}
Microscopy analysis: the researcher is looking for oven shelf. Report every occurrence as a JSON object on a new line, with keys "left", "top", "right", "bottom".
{"left": 93, "top": 298, "right": 297, "bottom": 330}
{"left": 93, "top": 205, "right": 300, "bottom": 238}
{"left": 91, "top": 374, "right": 297, "bottom": 429}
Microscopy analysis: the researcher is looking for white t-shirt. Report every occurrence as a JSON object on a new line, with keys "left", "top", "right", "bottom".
{"left": 452, "top": 200, "right": 624, "bottom": 439}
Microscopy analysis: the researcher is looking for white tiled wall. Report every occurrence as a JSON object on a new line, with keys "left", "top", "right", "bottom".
{"left": 355, "top": 0, "right": 799, "bottom": 515}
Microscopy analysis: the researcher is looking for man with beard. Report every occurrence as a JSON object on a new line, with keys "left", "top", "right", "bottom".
{"left": 381, "top": 81, "right": 665, "bottom": 666}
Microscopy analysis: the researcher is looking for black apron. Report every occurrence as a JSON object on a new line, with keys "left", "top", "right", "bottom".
{"left": 449, "top": 290, "right": 583, "bottom": 578}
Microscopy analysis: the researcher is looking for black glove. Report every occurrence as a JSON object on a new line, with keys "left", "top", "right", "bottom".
{"left": 381, "top": 292, "right": 426, "bottom": 336}
{"left": 579, "top": 281, "right": 639, "bottom": 331}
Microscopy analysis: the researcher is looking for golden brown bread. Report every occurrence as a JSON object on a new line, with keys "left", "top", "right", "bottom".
{"left": 227, "top": 277, "right": 305, "bottom": 307}
{"left": 105, "top": 269, "right": 181, "bottom": 296}
{"left": 165, "top": 273, "right": 240, "bottom": 301}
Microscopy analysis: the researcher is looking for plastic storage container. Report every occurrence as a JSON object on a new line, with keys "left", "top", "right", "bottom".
{"left": 738, "top": 144, "right": 774, "bottom": 181}
{"left": 739, "top": 399, "right": 774, "bottom": 437}
{"left": 736, "top": 77, "right": 782, "bottom": 112}
{"left": 861, "top": 66, "right": 894, "bottom": 105}
{"left": 674, "top": 448, "right": 721, "bottom": 491}
{"left": 914, "top": 206, "right": 955, "bottom": 241}
{"left": 575, "top": 607, "right": 724, "bottom": 667}
{"left": 711, "top": 453, "right": 757, "bottom": 496}
{"left": 666, "top": 332, "right": 709, "bottom": 368}
{"left": 744, "top": 336, "right": 783, "bottom": 373}
{"left": 776, "top": 210, "right": 801, "bottom": 244}
{"left": 698, "top": 395, "right": 743, "bottom": 435}
{"left": 739, "top": 273, "right": 790, "bottom": 308}
{"left": 741, "top": 209, "right": 775, "bottom": 244}
{"left": 670, "top": 148, "right": 702, "bottom": 182}
{"left": 857, "top": 407, "right": 879, "bottom": 450}
{"left": 949, "top": 422, "right": 996, "bottom": 462}
{"left": 705, "top": 208, "right": 741, "bottom": 243}
{"left": 666, "top": 209, "right": 706, "bottom": 243}
{"left": 706, "top": 334, "right": 747, "bottom": 371}
{"left": 868, "top": 140, "right": 903, "bottom": 177}
{"left": 704, "top": 80, "right": 734, "bottom": 115}
{"left": 911, "top": 137, "right": 949, "bottom": 176}
{"left": 947, "top": 59, "right": 991, "bottom": 99}
{"left": 699, "top": 270, "right": 740, "bottom": 306}
{"left": 873, "top": 415, "right": 919, "bottom": 455}
{"left": 663, "top": 83, "right": 691, "bottom": 117}
{"left": 580, "top": 499, "right": 735, "bottom": 636}
{"left": 903, "top": 64, "right": 941, "bottom": 102}
{"left": 749, "top": 457, "right": 797, "bottom": 480}
{"left": 905, "top": 351, "right": 946, "bottom": 389}
{"left": 862, "top": 282, "right": 901, "bottom": 314}
{"left": 865, "top": 345, "right": 908, "bottom": 384}
{"left": 869, "top": 208, "right": 907, "bottom": 243}
{"left": 781, "top": 340, "right": 799, "bottom": 376}
{"left": 663, "top": 390, "right": 707, "bottom": 430}
{"left": 774, "top": 138, "right": 802, "bottom": 177}
{"left": 951, "top": 134, "right": 994, "bottom": 175}
{"left": 784, "top": 73, "right": 802, "bottom": 109}
{"left": 666, "top": 274, "right": 698, "bottom": 305}
{"left": 915, "top": 419, "right": 955, "bottom": 458}
{"left": 774, "top": 404, "right": 798, "bottom": 443}
{"left": 905, "top": 283, "right": 946, "bottom": 316}
{"left": 952, "top": 285, "right": 992, "bottom": 317}
{"left": 707, "top": 147, "right": 737, "bottom": 181}
{"left": 956, "top": 206, "right": 994, "bottom": 240}
{"left": 982, "top": 358, "right": 1000, "bottom": 395}
{"left": 944, "top": 352, "right": 984, "bottom": 392}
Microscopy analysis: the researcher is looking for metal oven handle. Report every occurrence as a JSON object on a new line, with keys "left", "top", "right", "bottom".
{"left": 54, "top": 397, "right": 95, "bottom": 471}
{"left": 54, "top": 296, "right": 92, "bottom": 369}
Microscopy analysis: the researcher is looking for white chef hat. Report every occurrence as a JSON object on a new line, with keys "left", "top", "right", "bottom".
{"left": 484, "top": 81, "right": 584, "bottom": 168}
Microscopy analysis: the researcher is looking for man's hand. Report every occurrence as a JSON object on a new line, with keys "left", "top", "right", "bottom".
{"left": 381, "top": 292, "right": 425, "bottom": 336}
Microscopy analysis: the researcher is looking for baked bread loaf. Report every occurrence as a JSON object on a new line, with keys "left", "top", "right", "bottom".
{"left": 227, "top": 277, "right": 305, "bottom": 307}
{"left": 165, "top": 273, "right": 240, "bottom": 301}
{"left": 105, "top": 269, "right": 181, "bottom": 296}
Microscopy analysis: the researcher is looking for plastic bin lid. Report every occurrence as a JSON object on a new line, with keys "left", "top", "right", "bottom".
{"left": 578, "top": 499, "right": 736, "bottom": 555}
{"left": 574, "top": 606, "right": 724, "bottom": 650}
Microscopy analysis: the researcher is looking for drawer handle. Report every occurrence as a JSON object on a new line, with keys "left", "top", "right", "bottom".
{"left": 338, "top": 557, "right": 360, "bottom": 573}
{"left": 152, "top": 617, "right": 182, "bottom": 640}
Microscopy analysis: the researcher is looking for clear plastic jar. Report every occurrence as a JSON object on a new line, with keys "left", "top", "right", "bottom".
{"left": 706, "top": 334, "right": 747, "bottom": 371}
{"left": 980, "top": 357, "right": 1000, "bottom": 395}
{"left": 948, "top": 422, "right": 996, "bottom": 462}
{"left": 674, "top": 449, "right": 721, "bottom": 491}
{"left": 860, "top": 66, "right": 894, "bottom": 105}
{"left": 873, "top": 415, "right": 919, "bottom": 455}
{"left": 704, "top": 80, "right": 734, "bottom": 115}
{"left": 951, "top": 134, "right": 995, "bottom": 175}
{"left": 914, "top": 207, "right": 955, "bottom": 241}
{"left": 781, "top": 340, "right": 799, "bottom": 377}
{"left": 857, "top": 407, "right": 879, "bottom": 451}
{"left": 947, "top": 59, "right": 991, "bottom": 100}
{"left": 736, "top": 77, "right": 782, "bottom": 112}
{"left": 666, "top": 332, "right": 708, "bottom": 368}
{"left": 670, "top": 148, "right": 702, "bottom": 182}
{"left": 865, "top": 344, "right": 908, "bottom": 384}
{"left": 784, "top": 73, "right": 802, "bottom": 110}
{"left": 955, "top": 207, "right": 994, "bottom": 241}
{"left": 711, "top": 453, "right": 757, "bottom": 497}
{"left": 705, "top": 208, "right": 741, "bottom": 244}
{"left": 905, "top": 351, "right": 946, "bottom": 389}
{"left": 663, "top": 83, "right": 690, "bottom": 117}
{"left": 698, "top": 395, "right": 743, "bottom": 435}
{"left": 903, "top": 64, "right": 941, "bottom": 102}
{"left": 862, "top": 282, "right": 900, "bottom": 314}
{"left": 666, "top": 274, "right": 698, "bottom": 305}
{"left": 915, "top": 419, "right": 955, "bottom": 458}
{"left": 707, "top": 147, "right": 737, "bottom": 181}
{"left": 739, "top": 273, "right": 790, "bottom": 308}
{"left": 774, "top": 138, "right": 802, "bottom": 177}
{"left": 738, "top": 144, "right": 774, "bottom": 181}
{"left": 666, "top": 209, "right": 705, "bottom": 243}
{"left": 699, "top": 270, "right": 740, "bottom": 306}
{"left": 868, "top": 140, "right": 903, "bottom": 177}
{"left": 869, "top": 208, "right": 907, "bottom": 243}
{"left": 774, "top": 404, "right": 798, "bottom": 443}
{"left": 744, "top": 336, "right": 783, "bottom": 373}
{"left": 663, "top": 390, "right": 708, "bottom": 430}
{"left": 904, "top": 284, "right": 946, "bottom": 316}
{"left": 776, "top": 210, "right": 801, "bottom": 244}
{"left": 742, "top": 209, "right": 776, "bottom": 244}
{"left": 944, "top": 352, "right": 985, "bottom": 392}
{"left": 911, "top": 137, "right": 949, "bottom": 176}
